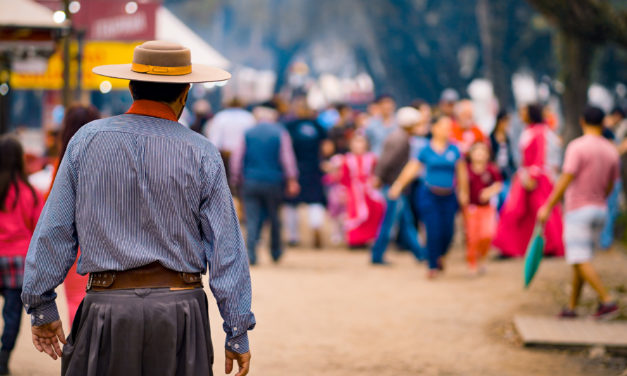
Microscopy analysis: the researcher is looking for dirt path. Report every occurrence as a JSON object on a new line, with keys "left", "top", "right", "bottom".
{"left": 7, "top": 245, "right": 627, "bottom": 375}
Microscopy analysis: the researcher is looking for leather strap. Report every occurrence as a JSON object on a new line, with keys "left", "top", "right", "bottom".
{"left": 131, "top": 63, "right": 192, "bottom": 76}
{"left": 87, "top": 262, "right": 202, "bottom": 291}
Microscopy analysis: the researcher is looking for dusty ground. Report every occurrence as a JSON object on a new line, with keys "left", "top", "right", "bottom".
{"left": 6, "top": 241, "right": 627, "bottom": 376}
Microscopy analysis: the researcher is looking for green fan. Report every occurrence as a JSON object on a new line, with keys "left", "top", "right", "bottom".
{"left": 524, "top": 224, "right": 545, "bottom": 288}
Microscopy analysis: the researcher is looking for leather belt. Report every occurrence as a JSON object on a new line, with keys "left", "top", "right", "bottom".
{"left": 87, "top": 262, "right": 203, "bottom": 292}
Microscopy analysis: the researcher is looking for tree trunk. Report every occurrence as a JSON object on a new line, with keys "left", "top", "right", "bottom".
{"left": 476, "top": 0, "right": 512, "bottom": 108}
{"left": 556, "top": 31, "right": 596, "bottom": 145}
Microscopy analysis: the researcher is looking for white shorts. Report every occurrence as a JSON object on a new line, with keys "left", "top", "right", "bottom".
{"left": 564, "top": 206, "right": 607, "bottom": 265}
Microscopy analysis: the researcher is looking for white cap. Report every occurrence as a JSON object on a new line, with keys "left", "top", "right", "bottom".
{"left": 396, "top": 106, "right": 422, "bottom": 128}
{"left": 440, "top": 88, "right": 459, "bottom": 103}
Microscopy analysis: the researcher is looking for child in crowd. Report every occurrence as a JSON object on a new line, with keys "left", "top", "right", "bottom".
{"left": 538, "top": 106, "right": 620, "bottom": 319}
{"left": 334, "top": 134, "right": 385, "bottom": 247}
{"left": 0, "top": 136, "right": 44, "bottom": 374}
{"left": 464, "top": 142, "right": 502, "bottom": 275}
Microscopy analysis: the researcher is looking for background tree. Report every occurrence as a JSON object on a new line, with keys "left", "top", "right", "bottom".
{"left": 165, "top": 0, "right": 626, "bottom": 114}
{"left": 525, "top": 0, "right": 627, "bottom": 143}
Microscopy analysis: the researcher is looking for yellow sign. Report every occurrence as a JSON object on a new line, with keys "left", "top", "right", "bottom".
{"left": 10, "top": 41, "right": 142, "bottom": 91}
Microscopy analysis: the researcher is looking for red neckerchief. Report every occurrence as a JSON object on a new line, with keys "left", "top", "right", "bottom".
{"left": 126, "top": 99, "right": 178, "bottom": 122}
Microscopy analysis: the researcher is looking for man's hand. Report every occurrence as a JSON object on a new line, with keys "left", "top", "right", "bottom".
{"left": 479, "top": 189, "right": 492, "bottom": 204}
{"left": 457, "top": 191, "right": 470, "bottom": 208}
{"left": 387, "top": 184, "right": 402, "bottom": 200}
{"left": 226, "top": 350, "right": 251, "bottom": 376}
{"left": 31, "top": 320, "right": 66, "bottom": 360}
{"left": 286, "top": 179, "right": 300, "bottom": 198}
{"left": 521, "top": 175, "right": 537, "bottom": 191}
{"left": 371, "top": 176, "right": 382, "bottom": 189}
{"left": 537, "top": 204, "right": 551, "bottom": 225}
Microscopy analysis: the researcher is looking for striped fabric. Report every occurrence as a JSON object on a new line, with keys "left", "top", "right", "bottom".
{"left": 21, "top": 113, "right": 255, "bottom": 353}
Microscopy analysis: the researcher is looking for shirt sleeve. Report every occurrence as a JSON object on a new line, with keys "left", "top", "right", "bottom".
{"left": 279, "top": 130, "right": 299, "bottom": 180}
{"left": 562, "top": 143, "right": 580, "bottom": 176}
{"left": 199, "top": 149, "right": 256, "bottom": 354}
{"left": 21, "top": 141, "right": 80, "bottom": 326}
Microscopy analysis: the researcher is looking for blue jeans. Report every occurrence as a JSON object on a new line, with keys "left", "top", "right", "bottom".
{"left": 600, "top": 180, "right": 621, "bottom": 249}
{"left": 419, "top": 186, "right": 458, "bottom": 270}
{"left": 242, "top": 181, "right": 284, "bottom": 264}
{"left": 371, "top": 186, "right": 425, "bottom": 263}
{"left": 1, "top": 288, "right": 23, "bottom": 352}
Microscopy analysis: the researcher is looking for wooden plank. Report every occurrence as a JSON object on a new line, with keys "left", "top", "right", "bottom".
{"left": 514, "top": 315, "right": 627, "bottom": 348}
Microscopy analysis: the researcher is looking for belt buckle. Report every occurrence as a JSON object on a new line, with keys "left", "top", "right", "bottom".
{"left": 86, "top": 274, "right": 93, "bottom": 291}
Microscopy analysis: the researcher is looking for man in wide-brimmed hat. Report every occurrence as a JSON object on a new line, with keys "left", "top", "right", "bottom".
{"left": 21, "top": 41, "right": 255, "bottom": 376}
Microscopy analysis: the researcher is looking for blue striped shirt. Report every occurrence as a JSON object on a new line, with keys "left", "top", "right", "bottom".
{"left": 21, "top": 108, "right": 255, "bottom": 353}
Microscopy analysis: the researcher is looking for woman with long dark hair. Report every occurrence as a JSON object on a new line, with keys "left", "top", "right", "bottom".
{"left": 0, "top": 135, "right": 44, "bottom": 374}
{"left": 489, "top": 109, "right": 516, "bottom": 209}
{"left": 48, "top": 104, "right": 100, "bottom": 325}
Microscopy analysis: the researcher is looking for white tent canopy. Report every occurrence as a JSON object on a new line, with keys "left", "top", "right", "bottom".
{"left": 156, "top": 7, "right": 229, "bottom": 69}
{"left": 0, "top": 0, "right": 68, "bottom": 29}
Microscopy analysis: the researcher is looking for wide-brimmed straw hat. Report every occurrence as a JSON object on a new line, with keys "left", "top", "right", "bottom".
{"left": 92, "top": 40, "right": 231, "bottom": 83}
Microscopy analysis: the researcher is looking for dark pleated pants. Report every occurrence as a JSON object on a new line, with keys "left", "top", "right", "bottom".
{"left": 62, "top": 288, "right": 213, "bottom": 376}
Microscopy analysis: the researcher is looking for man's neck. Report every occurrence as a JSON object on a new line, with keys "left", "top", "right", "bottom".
{"left": 582, "top": 125, "right": 603, "bottom": 136}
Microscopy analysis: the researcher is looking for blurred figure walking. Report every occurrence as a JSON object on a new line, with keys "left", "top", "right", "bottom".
{"left": 463, "top": 143, "right": 502, "bottom": 275}
{"left": 333, "top": 134, "right": 385, "bottom": 248}
{"left": 206, "top": 97, "right": 255, "bottom": 185}
{"left": 389, "top": 116, "right": 469, "bottom": 279}
{"left": 365, "top": 95, "right": 397, "bottom": 156}
{"left": 0, "top": 136, "right": 44, "bottom": 374}
{"left": 489, "top": 110, "right": 516, "bottom": 210}
{"left": 371, "top": 107, "right": 426, "bottom": 265}
{"left": 451, "top": 99, "right": 486, "bottom": 155}
{"left": 493, "top": 103, "right": 564, "bottom": 258}
{"left": 284, "top": 98, "right": 327, "bottom": 248}
{"left": 231, "top": 102, "right": 300, "bottom": 264}
{"left": 599, "top": 106, "right": 626, "bottom": 249}
{"left": 538, "top": 106, "right": 620, "bottom": 319}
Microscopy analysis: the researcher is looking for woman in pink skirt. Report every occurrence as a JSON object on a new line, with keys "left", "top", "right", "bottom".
{"left": 493, "top": 104, "right": 564, "bottom": 257}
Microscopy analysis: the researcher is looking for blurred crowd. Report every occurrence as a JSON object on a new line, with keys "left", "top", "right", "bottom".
{"left": 182, "top": 90, "right": 627, "bottom": 279}
{"left": 8, "top": 90, "right": 627, "bottom": 280}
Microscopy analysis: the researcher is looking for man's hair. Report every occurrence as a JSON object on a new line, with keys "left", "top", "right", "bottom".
{"left": 375, "top": 93, "right": 394, "bottom": 103}
{"left": 582, "top": 105, "right": 605, "bottom": 126}
{"left": 526, "top": 103, "right": 544, "bottom": 124}
{"left": 129, "top": 80, "right": 189, "bottom": 103}
{"left": 610, "top": 106, "right": 626, "bottom": 119}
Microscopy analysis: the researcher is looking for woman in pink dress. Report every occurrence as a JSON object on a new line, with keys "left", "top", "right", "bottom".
{"left": 493, "top": 104, "right": 565, "bottom": 257}
{"left": 336, "top": 134, "right": 385, "bottom": 247}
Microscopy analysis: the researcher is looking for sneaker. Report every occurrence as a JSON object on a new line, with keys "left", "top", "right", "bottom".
{"left": 593, "top": 302, "right": 619, "bottom": 320}
{"left": 557, "top": 308, "right": 578, "bottom": 319}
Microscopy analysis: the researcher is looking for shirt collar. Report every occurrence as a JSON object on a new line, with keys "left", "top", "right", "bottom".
{"left": 126, "top": 100, "right": 178, "bottom": 122}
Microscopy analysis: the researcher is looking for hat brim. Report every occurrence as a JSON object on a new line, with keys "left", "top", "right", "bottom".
{"left": 92, "top": 63, "right": 231, "bottom": 83}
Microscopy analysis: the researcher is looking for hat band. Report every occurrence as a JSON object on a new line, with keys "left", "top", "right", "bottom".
{"left": 131, "top": 63, "right": 192, "bottom": 76}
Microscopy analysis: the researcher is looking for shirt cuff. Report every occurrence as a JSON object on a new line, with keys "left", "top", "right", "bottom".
{"left": 226, "top": 333, "right": 249, "bottom": 354}
{"left": 29, "top": 301, "right": 60, "bottom": 326}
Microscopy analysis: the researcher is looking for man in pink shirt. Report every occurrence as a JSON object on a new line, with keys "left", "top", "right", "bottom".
{"left": 538, "top": 106, "right": 620, "bottom": 320}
